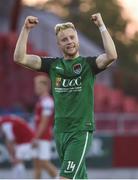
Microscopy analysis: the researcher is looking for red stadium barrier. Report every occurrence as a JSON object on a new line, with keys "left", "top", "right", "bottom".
{"left": 113, "top": 135, "right": 138, "bottom": 167}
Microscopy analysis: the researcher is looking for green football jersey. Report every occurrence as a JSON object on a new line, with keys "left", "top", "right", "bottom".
{"left": 40, "top": 56, "right": 103, "bottom": 132}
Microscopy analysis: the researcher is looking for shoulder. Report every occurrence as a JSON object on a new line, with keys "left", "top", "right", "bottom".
{"left": 84, "top": 56, "right": 97, "bottom": 62}
{"left": 39, "top": 57, "right": 62, "bottom": 73}
{"left": 78, "top": 56, "right": 97, "bottom": 64}
{"left": 82, "top": 56, "right": 105, "bottom": 75}
{"left": 81, "top": 56, "right": 97, "bottom": 68}
{"left": 41, "top": 57, "right": 61, "bottom": 64}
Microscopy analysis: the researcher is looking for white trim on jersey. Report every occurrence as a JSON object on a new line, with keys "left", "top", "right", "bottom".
{"left": 73, "top": 132, "right": 89, "bottom": 179}
{"left": 41, "top": 97, "right": 54, "bottom": 117}
{"left": 1, "top": 123, "right": 15, "bottom": 141}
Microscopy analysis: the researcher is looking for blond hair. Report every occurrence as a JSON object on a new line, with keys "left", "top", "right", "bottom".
{"left": 55, "top": 22, "right": 76, "bottom": 35}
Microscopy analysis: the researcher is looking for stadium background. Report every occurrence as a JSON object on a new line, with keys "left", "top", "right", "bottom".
{"left": 0, "top": 0, "right": 138, "bottom": 178}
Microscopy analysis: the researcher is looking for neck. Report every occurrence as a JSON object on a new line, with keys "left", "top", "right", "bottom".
{"left": 64, "top": 52, "right": 80, "bottom": 60}
{"left": 40, "top": 91, "right": 49, "bottom": 98}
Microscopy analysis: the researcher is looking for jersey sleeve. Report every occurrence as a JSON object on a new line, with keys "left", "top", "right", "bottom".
{"left": 41, "top": 98, "right": 54, "bottom": 117}
{"left": 38, "top": 57, "right": 57, "bottom": 74}
{"left": 86, "top": 56, "right": 105, "bottom": 75}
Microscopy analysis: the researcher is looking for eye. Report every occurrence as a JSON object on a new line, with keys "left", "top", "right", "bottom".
{"left": 70, "top": 35, "right": 74, "bottom": 40}
{"left": 61, "top": 38, "right": 67, "bottom": 42}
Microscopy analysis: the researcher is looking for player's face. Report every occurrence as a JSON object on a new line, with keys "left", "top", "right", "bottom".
{"left": 34, "top": 81, "right": 48, "bottom": 96}
{"left": 57, "top": 28, "right": 79, "bottom": 59}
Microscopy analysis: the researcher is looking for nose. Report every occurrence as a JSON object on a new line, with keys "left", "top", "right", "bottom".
{"left": 67, "top": 37, "right": 73, "bottom": 44}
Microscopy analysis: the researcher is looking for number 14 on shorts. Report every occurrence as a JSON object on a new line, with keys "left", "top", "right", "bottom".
{"left": 64, "top": 161, "right": 76, "bottom": 173}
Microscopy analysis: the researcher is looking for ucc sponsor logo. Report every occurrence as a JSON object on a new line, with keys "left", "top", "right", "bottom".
{"left": 55, "top": 76, "right": 81, "bottom": 88}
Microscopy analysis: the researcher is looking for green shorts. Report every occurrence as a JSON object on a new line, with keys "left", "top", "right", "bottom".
{"left": 54, "top": 131, "right": 93, "bottom": 179}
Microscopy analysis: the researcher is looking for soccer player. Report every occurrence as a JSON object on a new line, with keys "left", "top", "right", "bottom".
{"left": 14, "top": 13, "right": 117, "bottom": 179}
{"left": 32, "top": 74, "right": 58, "bottom": 179}
{"left": 0, "top": 114, "right": 34, "bottom": 179}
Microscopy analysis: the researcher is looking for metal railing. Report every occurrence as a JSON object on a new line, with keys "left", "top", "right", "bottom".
{"left": 95, "top": 113, "right": 138, "bottom": 135}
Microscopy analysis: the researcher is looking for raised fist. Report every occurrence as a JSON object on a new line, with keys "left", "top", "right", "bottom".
{"left": 91, "top": 13, "right": 104, "bottom": 27}
{"left": 24, "top": 16, "right": 39, "bottom": 29}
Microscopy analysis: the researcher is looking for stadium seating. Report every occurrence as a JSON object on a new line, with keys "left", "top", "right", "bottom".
{"left": 94, "top": 83, "right": 109, "bottom": 112}
{"left": 96, "top": 119, "right": 118, "bottom": 133}
{"left": 107, "top": 89, "right": 124, "bottom": 112}
{"left": 0, "top": 33, "right": 47, "bottom": 109}
{"left": 123, "top": 97, "right": 138, "bottom": 113}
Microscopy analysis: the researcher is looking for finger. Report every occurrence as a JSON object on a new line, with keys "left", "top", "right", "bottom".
{"left": 28, "top": 18, "right": 38, "bottom": 24}
{"left": 91, "top": 15, "right": 97, "bottom": 21}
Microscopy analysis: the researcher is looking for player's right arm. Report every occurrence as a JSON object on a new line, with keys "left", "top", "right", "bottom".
{"left": 1, "top": 123, "right": 17, "bottom": 163}
{"left": 14, "top": 16, "right": 41, "bottom": 70}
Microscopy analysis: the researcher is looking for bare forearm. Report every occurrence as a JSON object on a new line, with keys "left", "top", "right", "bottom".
{"left": 35, "top": 124, "right": 46, "bottom": 139}
{"left": 6, "top": 141, "right": 15, "bottom": 159}
{"left": 14, "top": 26, "right": 30, "bottom": 63}
{"left": 99, "top": 25, "right": 117, "bottom": 59}
{"left": 91, "top": 13, "right": 117, "bottom": 68}
{"left": 35, "top": 118, "right": 49, "bottom": 139}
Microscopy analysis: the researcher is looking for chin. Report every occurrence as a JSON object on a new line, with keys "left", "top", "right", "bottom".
{"left": 67, "top": 51, "right": 78, "bottom": 57}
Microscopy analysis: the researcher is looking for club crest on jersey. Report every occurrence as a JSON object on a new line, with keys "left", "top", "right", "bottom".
{"left": 73, "top": 63, "right": 82, "bottom": 74}
{"left": 55, "top": 77, "right": 62, "bottom": 87}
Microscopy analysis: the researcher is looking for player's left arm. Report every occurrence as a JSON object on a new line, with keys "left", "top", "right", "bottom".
{"left": 91, "top": 13, "right": 118, "bottom": 69}
{"left": 32, "top": 115, "right": 49, "bottom": 148}
{"left": 34, "top": 115, "right": 49, "bottom": 139}
{"left": 5, "top": 139, "right": 17, "bottom": 163}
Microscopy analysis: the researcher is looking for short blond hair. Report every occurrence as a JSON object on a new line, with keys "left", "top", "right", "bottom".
{"left": 55, "top": 22, "right": 76, "bottom": 35}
